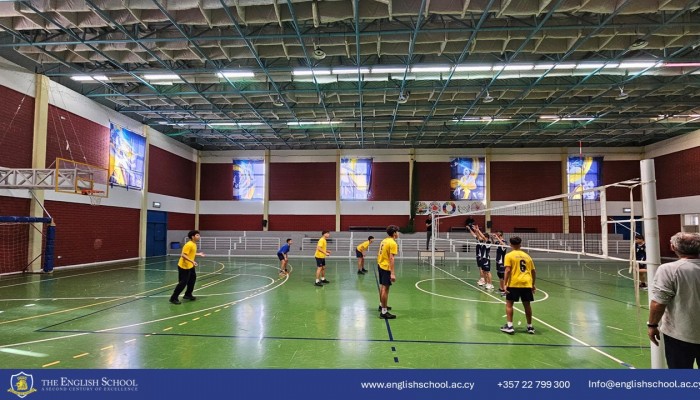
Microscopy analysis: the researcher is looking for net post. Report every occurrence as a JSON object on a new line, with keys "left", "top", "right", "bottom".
{"left": 43, "top": 222, "right": 56, "bottom": 272}
{"left": 641, "top": 159, "right": 664, "bottom": 368}
{"left": 600, "top": 188, "right": 608, "bottom": 257}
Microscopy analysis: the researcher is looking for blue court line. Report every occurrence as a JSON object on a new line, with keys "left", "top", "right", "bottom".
{"left": 34, "top": 329, "right": 649, "bottom": 349}
{"left": 371, "top": 265, "right": 398, "bottom": 363}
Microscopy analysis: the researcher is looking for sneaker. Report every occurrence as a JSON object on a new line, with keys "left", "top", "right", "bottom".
{"left": 477, "top": 278, "right": 485, "bottom": 286}
{"left": 499, "top": 290, "right": 507, "bottom": 297}
{"left": 361, "top": 268, "right": 368, "bottom": 272}
{"left": 314, "top": 281, "right": 323, "bottom": 287}
{"left": 377, "top": 306, "right": 393, "bottom": 311}
{"left": 357, "top": 270, "right": 365, "bottom": 275}
{"left": 485, "top": 284, "right": 494, "bottom": 290}
{"left": 320, "top": 279, "right": 330, "bottom": 284}
{"left": 379, "top": 312, "right": 396, "bottom": 319}
{"left": 500, "top": 324, "right": 515, "bottom": 334}
{"left": 527, "top": 326, "right": 535, "bottom": 334}
{"left": 183, "top": 295, "right": 197, "bottom": 301}
{"left": 169, "top": 298, "right": 181, "bottom": 305}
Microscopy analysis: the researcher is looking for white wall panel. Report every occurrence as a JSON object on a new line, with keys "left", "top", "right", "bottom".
{"left": 340, "top": 201, "right": 409, "bottom": 215}
{"left": 269, "top": 201, "right": 336, "bottom": 214}
{"left": 199, "top": 200, "right": 263, "bottom": 215}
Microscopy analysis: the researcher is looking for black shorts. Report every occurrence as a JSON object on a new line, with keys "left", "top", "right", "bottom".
{"left": 315, "top": 257, "right": 326, "bottom": 267}
{"left": 277, "top": 253, "right": 286, "bottom": 261}
{"left": 378, "top": 266, "right": 392, "bottom": 286}
{"left": 505, "top": 287, "right": 534, "bottom": 303}
{"left": 479, "top": 260, "right": 491, "bottom": 272}
{"left": 497, "top": 272, "right": 505, "bottom": 279}
{"left": 496, "top": 263, "right": 505, "bottom": 274}
{"left": 355, "top": 249, "right": 364, "bottom": 258}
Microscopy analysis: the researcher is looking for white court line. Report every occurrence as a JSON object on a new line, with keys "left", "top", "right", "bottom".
{"left": 425, "top": 262, "right": 634, "bottom": 368}
{"left": 0, "top": 262, "right": 287, "bottom": 350}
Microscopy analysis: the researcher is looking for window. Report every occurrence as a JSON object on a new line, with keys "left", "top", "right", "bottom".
{"left": 340, "top": 158, "right": 372, "bottom": 200}
{"left": 232, "top": 159, "right": 264, "bottom": 200}
{"left": 567, "top": 156, "right": 602, "bottom": 200}
{"left": 109, "top": 123, "right": 146, "bottom": 190}
{"left": 450, "top": 157, "right": 486, "bottom": 201}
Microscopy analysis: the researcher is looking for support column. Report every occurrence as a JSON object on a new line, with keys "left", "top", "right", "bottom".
{"left": 194, "top": 153, "right": 201, "bottom": 230}
{"left": 335, "top": 150, "right": 341, "bottom": 232}
{"left": 263, "top": 149, "right": 270, "bottom": 231}
{"left": 28, "top": 74, "right": 50, "bottom": 272}
{"left": 139, "top": 126, "right": 151, "bottom": 259}
{"left": 561, "top": 152, "right": 570, "bottom": 234}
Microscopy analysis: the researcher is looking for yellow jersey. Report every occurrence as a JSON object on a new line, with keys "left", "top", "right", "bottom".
{"left": 314, "top": 237, "right": 327, "bottom": 258}
{"left": 377, "top": 237, "right": 398, "bottom": 271}
{"left": 356, "top": 240, "right": 371, "bottom": 253}
{"left": 178, "top": 241, "right": 197, "bottom": 269}
{"left": 504, "top": 249, "right": 535, "bottom": 288}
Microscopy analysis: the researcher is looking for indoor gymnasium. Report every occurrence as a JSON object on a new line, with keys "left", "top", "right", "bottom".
{"left": 1, "top": 1, "right": 700, "bottom": 371}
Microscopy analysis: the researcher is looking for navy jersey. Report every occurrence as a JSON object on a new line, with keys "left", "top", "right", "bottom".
{"left": 475, "top": 241, "right": 483, "bottom": 262}
{"left": 480, "top": 241, "right": 492, "bottom": 266}
{"left": 635, "top": 242, "right": 646, "bottom": 262}
{"left": 495, "top": 244, "right": 507, "bottom": 267}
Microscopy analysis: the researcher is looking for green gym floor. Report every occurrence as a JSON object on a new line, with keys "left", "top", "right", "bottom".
{"left": 0, "top": 257, "right": 652, "bottom": 369}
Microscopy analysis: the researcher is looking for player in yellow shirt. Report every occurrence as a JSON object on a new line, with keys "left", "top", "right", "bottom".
{"left": 170, "top": 230, "right": 205, "bottom": 305}
{"left": 377, "top": 225, "right": 400, "bottom": 319}
{"left": 500, "top": 236, "right": 536, "bottom": 334}
{"left": 355, "top": 235, "right": 374, "bottom": 275}
{"left": 314, "top": 231, "right": 331, "bottom": 287}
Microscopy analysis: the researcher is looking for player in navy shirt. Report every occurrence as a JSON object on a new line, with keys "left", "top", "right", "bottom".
{"left": 635, "top": 234, "right": 647, "bottom": 289}
{"left": 277, "top": 238, "right": 293, "bottom": 275}
{"left": 492, "top": 231, "right": 508, "bottom": 296}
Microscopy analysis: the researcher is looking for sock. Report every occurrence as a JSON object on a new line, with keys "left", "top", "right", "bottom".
{"left": 527, "top": 324, "right": 533, "bottom": 328}
{"left": 381, "top": 307, "right": 387, "bottom": 314}
{"left": 507, "top": 322, "right": 513, "bottom": 327}
{"left": 316, "top": 279, "right": 320, "bottom": 283}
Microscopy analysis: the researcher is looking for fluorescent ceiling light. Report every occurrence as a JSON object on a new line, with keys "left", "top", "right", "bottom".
{"left": 287, "top": 121, "right": 341, "bottom": 126}
{"left": 370, "top": 66, "right": 407, "bottom": 74}
{"left": 553, "top": 63, "right": 577, "bottom": 69}
{"left": 150, "top": 81, "right": 173, "bottom": 86}
{"left": 410, "top": 66, "right": 451, "bottom": 73}
{"left": 455, "top": 65, "right": 492, "bottom": 72}
{"left": 663, "top": 62, "right": 700, "bottom": 67}
{"left": 575, "top": 63, "right": 607, "bottom": 69}
{"left": 618, "top": 61, "right": 658, "bottom": 69}
{"left": 533, "top": 63, "right": 555, "bottom": 70}
{"left": 292, "top": 69, "right": 332, "bottom": 76}
{"left": 332, "top": 67, "right": 370, "bottom": 74}
{"left": 143, "top": 74, "right": 181, "bottom": 80}
{"left": 217, "top": 71, "right": 255, "bottom": 78}
{"left": 503, "top": 64, "right": 534, "bottom": 71}
{"left": 71, "top": 75, "right": 109, "bottom": 81}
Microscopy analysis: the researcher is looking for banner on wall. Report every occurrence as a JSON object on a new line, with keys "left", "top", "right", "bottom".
{"left": 109, "top": 123, "right": 146, "bottom": 190}
{"left": 340, "top": 158, "right": 372, "bottom": 200}
{"left": 567, "top": 156, "right": 602, "bottom": 200}
{"left": 450, "top": 157, "right": 485, "bottom": 201}
{"left": 232, "top": 159, "right": 263, "bottom": 200}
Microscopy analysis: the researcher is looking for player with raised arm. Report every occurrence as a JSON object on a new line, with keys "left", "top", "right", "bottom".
{"left": 492, "top": 231, "right": 508, "bottom": 296}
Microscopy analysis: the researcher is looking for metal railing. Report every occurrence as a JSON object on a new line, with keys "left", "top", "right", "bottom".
{"left": 197, "top": 237, "right": 280, "bottom": 251}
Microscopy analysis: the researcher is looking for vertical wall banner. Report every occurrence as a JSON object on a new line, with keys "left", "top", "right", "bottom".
{"left": 340, "top": 158, "right": 372, "bottom": 200}
{"left": 109, "top": 123, "right": 146, "bottom": 189}
{"left": 450, "top": 157, "right": 485, "bottom": 201}
{"left": 568, "top": 156, "right": 602, "bottom": 200}
{"left": 232, "top": 159, "right": 264, "bottom": 200}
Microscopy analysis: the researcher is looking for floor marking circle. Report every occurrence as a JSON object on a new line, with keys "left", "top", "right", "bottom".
{"left": 415, "top": 277, "right": 548, "bottom": 304}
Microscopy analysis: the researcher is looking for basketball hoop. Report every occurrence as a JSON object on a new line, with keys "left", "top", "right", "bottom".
{"left": 81, "top": 189, "right": 104, "bottom": 206}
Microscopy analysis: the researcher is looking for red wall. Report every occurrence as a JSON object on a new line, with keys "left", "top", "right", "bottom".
{"left": 658, "top": 214, "right": 681, "bottom": 258}
{"left": 370, "top": 162, "right": 409, "bottom": 200}
{"left": 654, "top": 147, "right": 700, "bottom": 199}
{"left": 267, "top": 215, "right": 335, "bottom": 231}
{"left": 46, "top": 105, "right": 109, "bottom": 169}
{"left": 568, "top": 215, "right": 603, "bottom": 234}
{"left": 416, "top": 162, "right": 452, "bottom": 200}
{"left": 491, "top": 215, "right": 563, "bottom": 233}
{"left": 201, "top": 163, "right": 233, "bottom": 200}
{"left": 604, "top": 160, "right": 641, "bottom": 201}
{"left": 45, "top": 201, "right": 139, "bottom": 266}
{"left": 491, "top": 161, "right": 561, "bottom": 201}
{"left": 199, "top": 214, "right": 262, "bottom": 230}
{"left": 148, "top": 145, "right": 196, "bottom": 199}
{"left": 169, "top": 212, "right": 196, "bottom": 230}
{"left": 0, "top": 86, "right": 34, "bottom": 168}
{"left": 269, "top": 163, "right": 335, "bottom": 200}
{"left": 340, "top": 215, "right": 410, "bottom": 231}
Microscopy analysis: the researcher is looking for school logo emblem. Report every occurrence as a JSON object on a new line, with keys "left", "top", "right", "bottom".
{"left": 8, "top": 372, "right": 37, "bottom": 398}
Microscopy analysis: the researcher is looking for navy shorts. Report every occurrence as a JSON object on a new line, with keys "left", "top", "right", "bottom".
{"left": 480, "top": 260, "right": 491, "bottom": 272}
{"left": 505, "top": 287, "right": 534, "bottom": 303}
{"left": 315, "top": 257, "right": 326, "bottom": 267}
{"left": 277, "top": 253, "right": 286, "bottom": 261}
{"left": 496, "top": 263, "right": 505, "bottom": 279}
{"left": 355, "top": 249, "right": 364, "bottom": 258}
{"left": 378, "top": 266, "right": 392, "bottom": 286}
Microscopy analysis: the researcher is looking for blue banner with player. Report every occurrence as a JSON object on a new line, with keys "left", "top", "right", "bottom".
{"left": 340, "top": 158, "right": 372, "bottom": 200}
{"left": 108, "top": 123, "right": 146, "bottom": 190}
{"left": 232, "top": 159, "right": 264, "bottom": 200}
{"left": 450, "top": 157, "right": 485, "bottom": 201}
{"left": 568, "top": 156, "right": 603, "bottom": 200}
